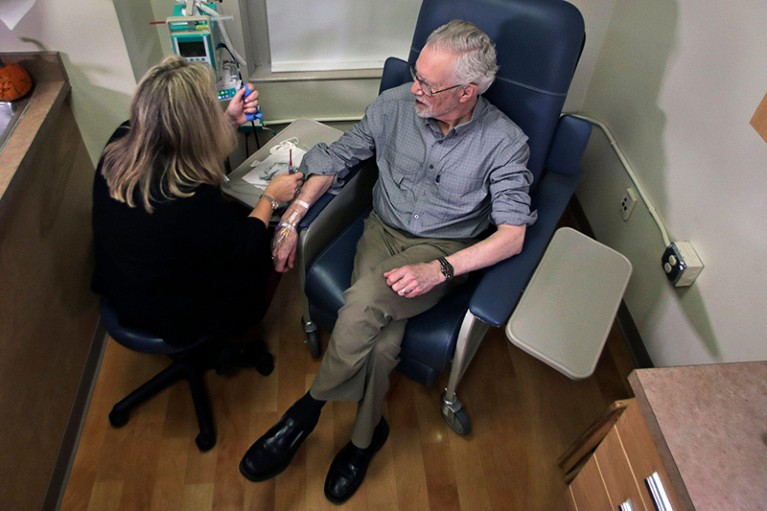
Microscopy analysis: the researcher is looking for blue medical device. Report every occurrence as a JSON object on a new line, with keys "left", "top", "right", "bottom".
{"left": 243, "top": 84, "right": 263, "bottom": 122}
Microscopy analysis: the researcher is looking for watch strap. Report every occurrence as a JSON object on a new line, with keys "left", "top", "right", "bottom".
{"left": 261, "top": 192, "right": 280, "bottom": 210}
{"left": 437, "top": 256, "right": 454, "bottom": 280}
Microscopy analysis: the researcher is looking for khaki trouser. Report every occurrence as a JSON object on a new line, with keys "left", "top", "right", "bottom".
{"left": 310, "top": 212, "right": 472, "bottom": 447}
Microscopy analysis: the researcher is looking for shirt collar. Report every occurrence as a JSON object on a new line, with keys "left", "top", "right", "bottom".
{"left": 423, "top": 95, "right": 488, "bottom": 139}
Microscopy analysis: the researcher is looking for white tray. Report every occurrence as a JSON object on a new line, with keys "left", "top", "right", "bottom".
{"left": 505, "top": 227, "right": 632, "bottom": 379}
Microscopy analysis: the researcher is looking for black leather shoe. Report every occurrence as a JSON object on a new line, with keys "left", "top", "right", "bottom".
{"left": 240, "top": 415, "right": 315, "bottom": 482}
{"left": 324, "top": 418, "right": 389, "bottom": 504}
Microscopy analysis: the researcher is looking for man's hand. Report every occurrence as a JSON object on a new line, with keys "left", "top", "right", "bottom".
{"left": 269, "top": 174, "right": 335, "bottom": 273}
{"left": 272, "top": 226, "right": 298, "bottom": 272}
{"left": 384, "top": 260, "right": 444, "bottom": 298}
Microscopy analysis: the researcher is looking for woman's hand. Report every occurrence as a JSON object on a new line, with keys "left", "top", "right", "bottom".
{"left": 226, "top": 86, "right": 260, "bottom": 127}
{"left": 264, "top": 172, "right": 304, "bottom": 203}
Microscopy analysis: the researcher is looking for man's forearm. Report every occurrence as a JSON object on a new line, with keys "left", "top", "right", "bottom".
{"left": 445, "top": 224, "right": 526, "bottom": 277}
{"left": 297, "top": 174, "right": 334, "bottom": 205}
{"left": 384, "top": 224, "right": 527, "bottom": 297}
{"left": 279, "top": 174, "right": 335, "bottom": 225}
{"left": 271, "top": 174, "right": 336, "bottom": 272}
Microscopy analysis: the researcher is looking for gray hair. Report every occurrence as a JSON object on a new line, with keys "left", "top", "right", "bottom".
{"left": 425, "top": 20, "right": 498, "bottom": 94}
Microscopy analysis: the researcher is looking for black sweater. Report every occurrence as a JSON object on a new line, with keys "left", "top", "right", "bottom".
{"left": 92, "top": 124, "right": 272, "bottom": 345}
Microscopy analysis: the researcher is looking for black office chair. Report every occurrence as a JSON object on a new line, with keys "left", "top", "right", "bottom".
{"left": 100, "top": 300, "right": 253, "bottom": 451}
{"left": 296, "top": 0, "right": 591, "bottom": 435}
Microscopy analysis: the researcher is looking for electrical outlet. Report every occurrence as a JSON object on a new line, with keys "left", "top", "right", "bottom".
{"left": 661, "top": 241, "right": 704, "bottom": 287}
{"left": 620, "top": 187, "right": 638, "bottom": 221}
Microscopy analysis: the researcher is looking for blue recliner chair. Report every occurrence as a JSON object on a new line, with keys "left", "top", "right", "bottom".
{"left": 296, "top": 0, "right": 591, "bottom": 435}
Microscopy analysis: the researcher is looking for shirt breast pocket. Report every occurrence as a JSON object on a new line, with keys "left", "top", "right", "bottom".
{"left": 380, "top": 150, "right": 422, "bottom": 204}
{"left": 437, "top": 172, "right": 486, "bottom": 204}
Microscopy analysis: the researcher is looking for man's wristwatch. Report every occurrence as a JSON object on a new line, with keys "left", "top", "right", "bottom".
{"left": 437, "top": 257, "right": 454, "bottom": 281}
{"left": 261, "top": 192, "right": 280, "bottom": 210}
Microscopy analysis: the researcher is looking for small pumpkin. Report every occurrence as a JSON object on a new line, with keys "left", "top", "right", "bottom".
{"left": 0, "top": 59, "right": 33, "bottom": 101}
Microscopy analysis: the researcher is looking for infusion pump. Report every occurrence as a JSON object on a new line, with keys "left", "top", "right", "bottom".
{"left": 167, "top": 1, "right": 244, "bottom": 101}
{"left": 168, "top": 4, "right": 219, "bottom": 68}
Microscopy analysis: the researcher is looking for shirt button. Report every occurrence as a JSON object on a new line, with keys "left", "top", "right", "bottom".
{"left": 414, "top": 214, "right": 420, "bottom": 219}
{"left": 429, "top": 164, "right": 434, "bottom": 169}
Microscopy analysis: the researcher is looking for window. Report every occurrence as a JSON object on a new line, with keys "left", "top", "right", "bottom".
{"left": 240, "top": 0, "right": 419, "bottom": 74}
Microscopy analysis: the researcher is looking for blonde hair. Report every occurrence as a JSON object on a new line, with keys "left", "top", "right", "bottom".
{"left": 101, "top": 56, "right": 236, "bottom": 212}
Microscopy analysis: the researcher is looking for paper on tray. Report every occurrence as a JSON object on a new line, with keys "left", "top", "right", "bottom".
{"left": 242, "top": 139, "right": 306, "bottom": 187}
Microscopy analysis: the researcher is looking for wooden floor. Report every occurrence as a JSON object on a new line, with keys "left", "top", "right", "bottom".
{"left": 59, "top": 268, "right": 635, "bottom": 511}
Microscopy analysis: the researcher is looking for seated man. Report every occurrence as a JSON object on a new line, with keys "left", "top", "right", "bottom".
{"left": 240, "top": 19, "right": 537, "bottom": 503}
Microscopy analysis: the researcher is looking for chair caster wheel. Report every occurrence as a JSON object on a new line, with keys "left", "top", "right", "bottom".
{"left": 195, "top": 432, "right": 216, "bottom": 451}
{"left": 109, "top": 408, "right": 129, "bottom": 428}
{"left": 443, "top": 408, "right": 471, "bottom": 435}
{"left": 305, "top": 331, "right": 321, "bottom": 359}
{"left": 440, "top": 390, "right": 472, "bottom": 436}
{"left": 255, "top": 351, "right": 274, "bottom": 376}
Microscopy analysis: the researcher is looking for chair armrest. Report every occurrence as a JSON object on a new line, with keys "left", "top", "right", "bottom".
{"left": 298, "top": 159, "right": 378, "bottom": 270}
{"left": 468, "top": 114, "right": 591, "bottom": 326}
{"left": 468, "top": 169, "right": 582, "bottom": 327}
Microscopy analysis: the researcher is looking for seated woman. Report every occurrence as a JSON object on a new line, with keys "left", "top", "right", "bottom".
{"left": 92, "top": 56, "right": 303, "bottom": 371}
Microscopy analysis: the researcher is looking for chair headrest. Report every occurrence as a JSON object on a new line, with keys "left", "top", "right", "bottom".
{"left": 407, "top": 0, "right": 585, "bottom": 184}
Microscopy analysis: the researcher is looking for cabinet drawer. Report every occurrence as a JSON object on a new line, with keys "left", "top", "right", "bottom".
{"left": 596, "top": 426, "right": 647, "bottom": 509}
{"left": 615, "top": 401, "right": 682, "bottom": 510}
{"left": 569, "top": 454, "right": 613, "bottom": 510}
{"left": 565, "top": 399, "right": 681, "bottom": 511}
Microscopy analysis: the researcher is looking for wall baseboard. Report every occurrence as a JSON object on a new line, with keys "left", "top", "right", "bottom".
{"left": 44, "top": 323, "right": 108, "bottom": 511}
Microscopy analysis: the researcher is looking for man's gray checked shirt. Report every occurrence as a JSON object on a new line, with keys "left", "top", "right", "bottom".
{"left": 301, "top": 83, "right": 537, "bottom": 239}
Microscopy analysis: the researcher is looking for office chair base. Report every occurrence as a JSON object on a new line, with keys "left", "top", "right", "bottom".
{"left": 195, "top": 431, "right": 216, "bottom": 451}
{"left": 108, "top": 408, "right": 130, "bottom": 428}
{"left": 253, "top": 354, "right": 275, "bottom": 376}
{"left": 440, "top": 390, "right": 472, "bottom": 436}
{"left": 107, "top": 355, "right": 218, "bottom": 452}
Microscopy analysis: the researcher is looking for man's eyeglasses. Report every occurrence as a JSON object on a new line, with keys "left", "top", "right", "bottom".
{"left": 409, "top": 65, "right": 464, "bottom": 96}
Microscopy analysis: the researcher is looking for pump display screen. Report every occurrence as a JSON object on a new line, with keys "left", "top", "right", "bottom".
{"left": 177, "top": 40, "right": 207, "bottom": 58}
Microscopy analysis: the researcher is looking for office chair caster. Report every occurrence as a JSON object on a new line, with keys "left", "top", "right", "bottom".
{"left": 108, "top": 408, "right": 130, "bottom": 428}
{"left": 253, "top": 350, "right": 275, "bottom": 376}
{"left": 195, "top": 431, "right": 216, "bottom": 452}
{"left": 215, "top": 341, "right": 274, "bottom": 376}
{"left": 441, "top": 390, "right": 472, "bottom": 436}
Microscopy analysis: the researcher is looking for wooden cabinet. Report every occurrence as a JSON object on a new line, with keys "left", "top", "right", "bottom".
{"left": 563, "top": 399, "right": 683, "bottom": 510}
{"left": 0, "top": 52, "right": 100, "bottom": 511}
{"left": 564, "top": 364, "right": 767, "bottom": 510}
